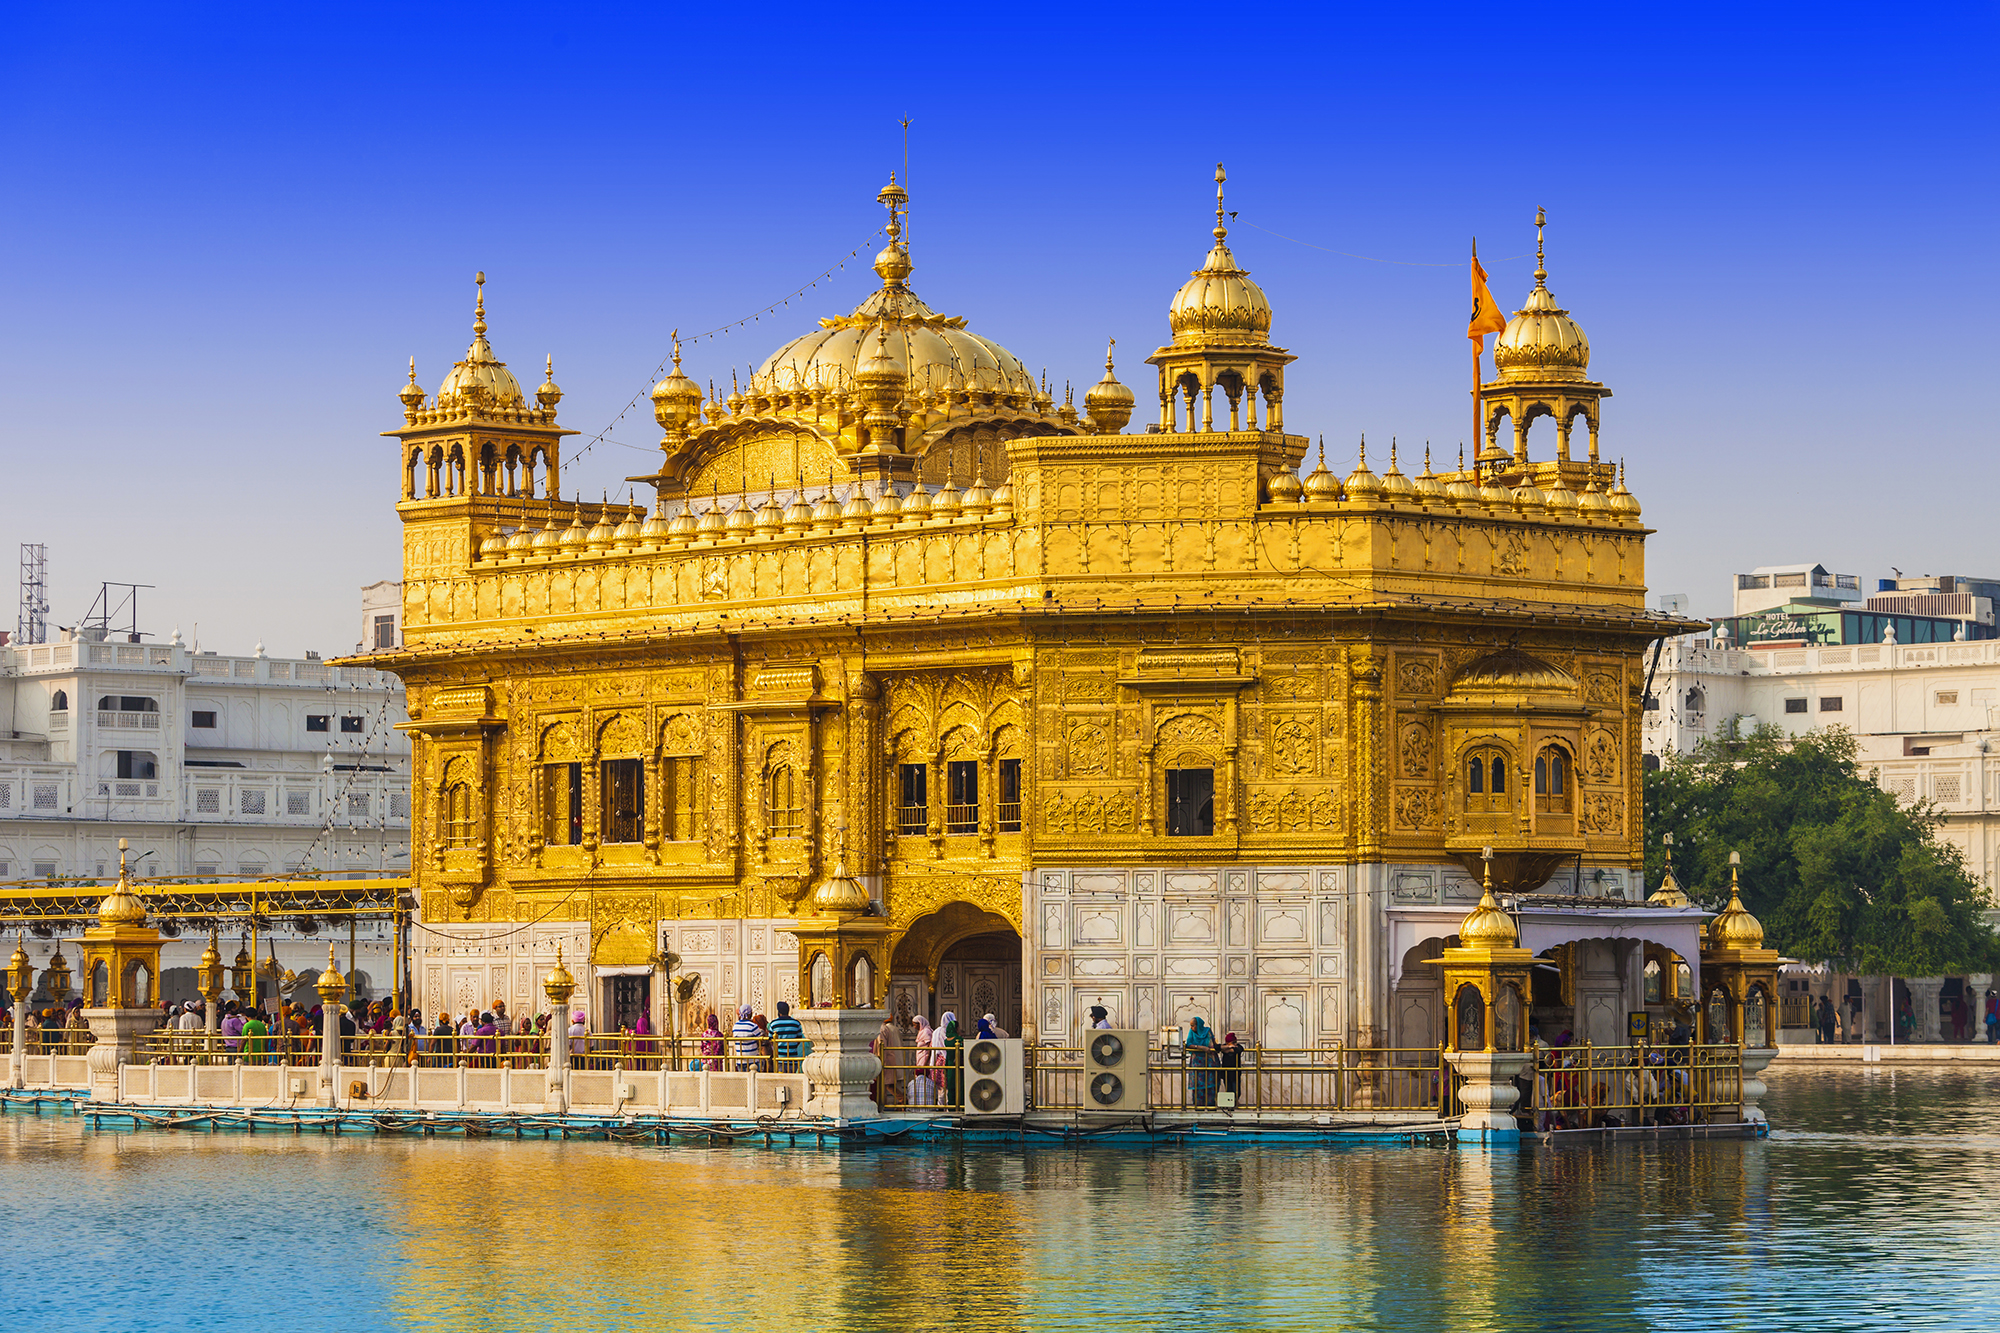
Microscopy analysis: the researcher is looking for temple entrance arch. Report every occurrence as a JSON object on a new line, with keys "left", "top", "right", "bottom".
{"left": 887, "top": 901, "right": 1021, "bottom": 1041}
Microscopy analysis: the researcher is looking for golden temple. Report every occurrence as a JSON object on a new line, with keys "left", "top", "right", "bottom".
{"left": 370, "top": 165, "right": 1680, "bottom": 1052}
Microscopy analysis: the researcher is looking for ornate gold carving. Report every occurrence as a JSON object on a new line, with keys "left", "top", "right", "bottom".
{"left": 1394, "top": 786, "right": 1439, "bottom": 831}
{"left": 1586, "top": 671, "right": 1619, "bottom": 705}
{"left": 1398, "top": 721, "right": 1431, "bottom": 778}
{"left": 1584, "top": 728, "right": 1618, "bottom": 783}
{"left": 1397, "top": 659, "right": 1438, "bottom": 696}
{"left": 1065, "top": 721, "right": 1109, "bottom": 776}
{"left": 1581, "top": 791, "right": 1624, "bottom": 835}
{"left": 1042, "top": 789, "right": 1135, "bottom": 834}
{"left": 1247, "top": 787, "right": 1336, "bottom": 832}
{"left": 1270, "top": 719, "right": 1315, "bottom": 776}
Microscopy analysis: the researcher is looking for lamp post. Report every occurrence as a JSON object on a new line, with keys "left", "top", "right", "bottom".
{"left": 316, "top": 943, "right": 345, "bottom": 1108}
{"left": 230, "top": 936, "right": 252, "bottom": 1008}
{"left": 543, "top": 945, "right": 576, "bottom": 1114}
{"left": 8, "top": 934, "right": 32, "bottom": 1089}
{"left": 196, "top": 932, "right": 224, "bottom": 1059}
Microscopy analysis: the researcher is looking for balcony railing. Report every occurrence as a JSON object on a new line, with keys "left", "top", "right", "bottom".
{"left": 896, "top": 804, "right": 927, "bottom": 835}
{"left": 997, "top": 801, "right": 1022, "bottom": 833}
{"left": 97, "top": 710, "right": 161, "bottom": 729}
{"left": 944, "top": 803, "right": 978, "bottom": 835}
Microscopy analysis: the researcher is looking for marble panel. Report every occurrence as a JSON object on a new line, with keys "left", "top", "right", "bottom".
{"left": 1168, "top": 905, "right": 1217, "bottom": 945}
{"left": 1167, "top": 989, "right": 1218, "bottom": 1030}
{"left": 1442, "top": 871, "right": 1481, "bottom": 903}
{"left": 1258, "top": 870, "right": 1309, "bottom": 895}
{"left": 1317, "top": 870, "right": 1342, "bottom": 894}
{"left": 1166, "top": 870, "right": 1219, "bottom": 895}
{"left": 1041, "top": 872, "right": 1066, "bottom": 894}
{"left": 1318, "top": 954, "right": 1344, "bottom": 977}
{"left": 1261, "top": 991, "right": 1307, "bottom": 1048}
{"left": 1258, "top": 904, "right": 1309, "bottom": 946}
{"left": 1225, "top": 870, "right": 1249, "bottom": 893}
{"left": 1074, "top": 956, "right": 1126, "bottom": 978}
{"left": 1041, "top": 903, "right": 1064, "bottom": 948}
{"left": 1134, "top": 872, "right": 1157, "bottom": 894}
{"left": 1136, "top": 901, "right": 1158, "bottom": 949}
{"left": 1072, "top": 988, "right": 1126, "bottom": 1029}
{"left": 1072, "top": 905, "right": 1123, "bottom": 945}
{"left": 1226, "top": 956, "right": 1248, "bottom": 978}
{"left": 1226, "top": 902, "right": 1248, "bottom": 948}
{"left": 1226, "top": 986, "right": 1249, "bottom": 1034}
{"left": 1073, "top": 872, "right": 1126, "bottom": 894}
{"left": 1256, "top": 956, "right": 1310, "bottom": 978}
{"left": 1164, "top": 956, "right": 1218, "bottom": 978}
{"left": 1392, "top": 871, "right": 1438, "bottom": 904}
{"left": 1318, "top": 900, "right": 1345, "bottom": 948}
{"left": 1136, "top": 956, "right": 1157, "bottom": 977}
{"left": 1318, "top": 984, "right": 1343, "bottom": 1042}
{"left": 1134, "top": 988, "right": 1157, "bottom": 1029}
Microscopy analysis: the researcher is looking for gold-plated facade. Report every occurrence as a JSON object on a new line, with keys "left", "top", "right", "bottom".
{"left": 367, "top": 171, "right": 1673, "bottom": 1045}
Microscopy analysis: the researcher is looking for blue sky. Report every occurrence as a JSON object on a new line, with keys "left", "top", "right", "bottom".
{"left": 2, "top": 3, "right": 1993, "bottom": 653}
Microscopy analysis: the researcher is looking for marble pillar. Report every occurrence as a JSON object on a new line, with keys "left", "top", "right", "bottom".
{"left": 1740, "top": 1047, "right": 1776, "bottom": 1125}
{"left": 83, "top": 1009, "right": 158, "bottom": 1101}
{"left": 800, "top": 1008, "right": 884, "bottom": 1120}
{"left": 1445, "top": 1050, "right": 1532, "bottom": 1142}
{"left": 1908, "top": 977, "right": 1945, "bottom": 1043}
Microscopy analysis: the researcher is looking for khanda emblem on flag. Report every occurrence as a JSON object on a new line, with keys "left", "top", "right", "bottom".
{"left": 1468, "top": 240, "right": 1508, "bottom": 345}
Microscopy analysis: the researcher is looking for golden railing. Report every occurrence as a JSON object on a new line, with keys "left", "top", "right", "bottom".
{"left": 13, "top": 1026, "right": 95, "bottom": 1056}
{"left": 1530, "top": 1041, "right": 1744, "bottom": 1128}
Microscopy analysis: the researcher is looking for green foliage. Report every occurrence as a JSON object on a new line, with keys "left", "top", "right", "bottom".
{"left": 1643, "top": 725, "right": 1999, "bottom": 974}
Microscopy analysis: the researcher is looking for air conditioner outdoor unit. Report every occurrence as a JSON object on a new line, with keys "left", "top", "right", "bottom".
{"left": 962, "top": 1037, "right": 1024, "bottom": 1116}
{"left": 1083, "top": 1028, "right": 1149, "bottom": 1114}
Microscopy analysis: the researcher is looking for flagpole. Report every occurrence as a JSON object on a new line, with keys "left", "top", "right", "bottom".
{"left": 1471, "top": 238, "right": 1482, "bottom": 482}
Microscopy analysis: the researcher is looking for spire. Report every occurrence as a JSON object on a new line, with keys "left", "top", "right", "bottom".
{"left": 1213, "top": 162, "right": 1228, "bottom": 245}
{"left": 1534, "top": 206, "right": 1548, "bottom": 287}
{"left": 473, "top": 270, "right": 487, "bottom": 338}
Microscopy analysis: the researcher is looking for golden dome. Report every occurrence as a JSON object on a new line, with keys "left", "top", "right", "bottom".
{"left": 96, "top": 841, "right": 148, "bottom": 927}
{"left": 755, "top": 183, "right": 1037, "bottom": 404}
{"left": 398, "top": 358, "right": 425, "bottom": 410}
{"left": 696, "top": 494, "right": 727, "bottom": 535}
{"left": 536, "top": 355, "right": 563, "bottom": 410}
{"left": 435, "top": 273, "right": 529, "bottom": 410}
{"left": 842, "top": 487, "right": 876, "bottom": 522}
{"left": 1458, "top": 865, "right": 1518, "bottom": 950}
{"left": 1451, "top": 647, "right": 1576, "bottom": 695}
{"left": 641, "top": 504, "right": 673, "bottom": 543}
{"left": 315, "top": 943, "right": 346, "bottom": 1000}
{"left": 1412, "top": 446, "right": 1446, "bottom": 503}
{"left": 558, "top": 511, "right": 589, "bottom": 550}
{"left": 1302, "top": 437, "right": 1341, "bottom": 501}
{"left": 754, "top": 489, "right": 784, "bottom": 533}
{"left": 811, "top": 487, "right": 844, "bottom": 527}
{"left": 933, "top": 476, "right": 962, "bottom": 518}
{"left": 1444, "top": 449, "right": 1480, "bottom": 507}
{"left": 1492, "top": 214, "right": 1589, "bottom": 382}
{"left": 812, "top": 862, "right": 872, "bottom": 914}
{"left": 901, "top": 480, "right": 932, "bottom": 517}
{"left": 723, "top": 499, "right": 755, "bottom": 534}
{"left": 1512, "top": 481, "right": 1547, "bottom": 514}
{"left": 1543, "top": 472, "right": 1580, "bottom": 513}
{"left": 1268, "top": 468, "right": 1305, "bottom": 504}
{"left": 1083, "top": 339, "right": 1136, "bottom": 433}
{"left": 1168, "top": 165, "right": 1273, "bottom": 348}
{"left": 1477, "top": 471, "right": 1513, "bottom": 510}
{"left": 1577, "top": 475, "right": 1611, "bottom": 515}
{"left": 1608, "top": 461, "right": 1641, "bottom": 517}
{"left": 1343, "top": 438, "right": 1384, "bottom": 501}
{"left": 543, "top": 944, "right": 576, "bottom": 1001}
{"left": 1708, "top": 856, "right": 1766, "bottom": 949}
{"left": 1378, "top": 441, "right": 1415, "bottom": 501}
{"left": 651, "top": 336, "right": 704, "bottom": 432}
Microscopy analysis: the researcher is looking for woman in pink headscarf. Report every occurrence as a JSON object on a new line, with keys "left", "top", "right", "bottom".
{"left": 909, "top": 1015, "right": 935, "bottom": 1108}
{"left": 697, "top": 1012, "right": 723, "bottom": 1072}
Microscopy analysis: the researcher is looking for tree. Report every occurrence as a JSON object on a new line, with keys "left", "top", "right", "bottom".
{"left": 1643, "top": 725, "right": 1998, "bottom": 975}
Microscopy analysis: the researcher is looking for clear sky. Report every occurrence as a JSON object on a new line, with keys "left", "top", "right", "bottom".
{"left": 2, "top": 3, "right": 1993, "bottom": 654}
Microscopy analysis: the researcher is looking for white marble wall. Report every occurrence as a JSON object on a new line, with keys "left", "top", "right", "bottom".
{"left": 661, "top": 917, "right": 801, "bottom": 1028}
{"left": 1029, "top": 864, "right": 1349, "bottom": 1049}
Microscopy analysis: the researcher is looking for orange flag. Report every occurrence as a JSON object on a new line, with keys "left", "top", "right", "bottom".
{"left": 1468, "top": 246, "right": 1507, "bottom": 343}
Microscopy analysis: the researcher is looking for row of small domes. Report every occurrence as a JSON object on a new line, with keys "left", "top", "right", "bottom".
{"left": 1267, "top": 442, "right": 1640, "bottom": 518}
{"left": 475, "top": 478, "right": 1013, "bottom": 558}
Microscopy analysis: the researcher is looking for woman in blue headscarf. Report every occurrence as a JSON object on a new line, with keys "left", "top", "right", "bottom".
{"left": 941, "top": 1012, "right": 963, "bottom": 1107}
{"left": 1186, "top": 1017, "right": 1218, "bottom": 1107}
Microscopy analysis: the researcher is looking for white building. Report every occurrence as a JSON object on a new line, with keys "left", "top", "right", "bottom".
{"left": 1647, "top": 571, "right": 2000, "bottom": 906}
{"left": 1731, "top": 563, "right": 1864, "bottom": 617}
{"left": 1, "top": 607, "right": 413, "bottom": 1003}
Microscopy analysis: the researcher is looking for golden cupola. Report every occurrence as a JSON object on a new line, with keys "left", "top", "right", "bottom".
{"left": 435, "top": 272, "right": 529, "bottom": 412}
{"left": 650, "top": 334, "right": 704, "bottom": 441}
{"left": 1480, "top": 209, "right": 1612, "bottom": 474}
{"left": 1083, "top": 339, "right": 1136, "bottom": 433}
{"left": 1147, "top": 164, "right": 1297, "bottom": 438}
{"left": 1166, "top": 167, "right": 1274, "bottom": 347}
{"left": 1492, "top": 244, "right": 1591, "bottom": 383}
{"left": 1707, "top": 854, "right": 1766, "bottom": 950}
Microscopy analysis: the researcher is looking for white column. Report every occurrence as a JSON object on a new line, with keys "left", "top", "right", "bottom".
{"left": 316, "top": 944, "right": 345, "bottom": 1108}
{"left": 9, "top": 1000, "right": 22, "bottom": 1090}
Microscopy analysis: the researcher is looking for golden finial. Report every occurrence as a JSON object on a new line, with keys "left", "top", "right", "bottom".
{"left": 1390, "top": 438, "right": 1399, "bottom": 470}
{"left": 473, "top": 270, "right": 487, "bottom": 336}
{"left": 407, "top": 357, "right": 417, "bottom": 386}
{"left": 1534, "top": 206, "right": 1548, "bottom": 286}
{"left": 1105, "top": 337, "right": 1117, "bottom": 373}
{"left": 1213, "top": 162, "right": 1228, "bottom": 243}
{"left": 1317, "top": 435, "right": 1326, "bottom": 468}
{"left": 1424, "top": 443, "right": 1433, "bottom": 472}
{"left": 671, "top": 328, "right": 682, "bottom": 372}
{"left": 1358, "top": 434, "right": 1367, "bottom": 469}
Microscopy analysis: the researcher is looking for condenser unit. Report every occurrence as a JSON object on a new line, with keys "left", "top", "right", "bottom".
{"left": 962, "top": 1037, "right": 1024, "bottom": 1116}
{"left": 1084, "top": 1028, "right": 1150, "bottom": 1114}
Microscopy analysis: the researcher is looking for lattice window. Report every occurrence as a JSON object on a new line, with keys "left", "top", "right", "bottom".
{"left": 196, "top": 789, "right": 220, "bottom": 813}
{"left": 1892, "top": 777, "right": 1918, "bottom": 802}
{"left": 287, "top": 791, "right": 311, "bottom": 816}
{"left": 241, "top": 790, "right": 267, "bottom": 815}
{"left": 0, "top": 781, "right": 10, "bottom": 809}
{"left": 443, "top": 782, "right": 474, "bottom": 847}
{"left": 766, "top": 766, "right": 804, "bottom": 838}
{"left": 347, "top": 792, "right": 370, "bottom": 816}
{"left": 1934, "top": 775, "right": 1962, "bottom": 803}
{"left": 33, "top": 784, "right": 58, "bottom": 810}
{"left": 600, "top": 759, "right": 644, "bottom": 844}
{"left": 390, "top": 792, "right": 409, "bottom": 819}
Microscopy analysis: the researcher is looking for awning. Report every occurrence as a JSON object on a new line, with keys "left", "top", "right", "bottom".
{"left": 589, "top": 965, "right": 655, "bottom": 979}
{"left": 1517, "top": 905, "right": 1710, "bottom": 998}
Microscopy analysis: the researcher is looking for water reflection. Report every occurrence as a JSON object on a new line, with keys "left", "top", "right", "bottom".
{"left": 3, "top": 1067, "right": 1998, "bottom": 1331}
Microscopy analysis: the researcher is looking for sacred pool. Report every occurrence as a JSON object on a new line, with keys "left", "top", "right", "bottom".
{"left": 2, "top": 1068, "right": 1993, "bottom": 1330}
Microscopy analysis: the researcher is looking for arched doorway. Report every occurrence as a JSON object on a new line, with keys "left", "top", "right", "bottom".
{"left": 888, "top": 902, "right": 1022, "bottom": 1041}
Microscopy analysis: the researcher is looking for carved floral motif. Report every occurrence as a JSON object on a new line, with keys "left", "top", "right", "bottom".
{"left": 1271, "top": 719, "right": 1314, "bottom": 776}
{"left": 1247, "top": 788, "right": 1336, "bottom": 832}
{"left": 1398, "top": 721, "right": 1431, "bottom": 778}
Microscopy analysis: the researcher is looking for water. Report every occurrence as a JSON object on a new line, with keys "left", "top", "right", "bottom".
{"left": 4, "top": 1068, "right": 1997, "bottom": 1331}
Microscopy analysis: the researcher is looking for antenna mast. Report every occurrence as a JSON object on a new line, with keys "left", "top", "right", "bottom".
{"left": 16, "top": 543, "right": 47, "bottom": 645}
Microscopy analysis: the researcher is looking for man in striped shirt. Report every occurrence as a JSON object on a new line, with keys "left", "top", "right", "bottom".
{"left": 768, "top": 1001, "right": 805, "bottom": 1072}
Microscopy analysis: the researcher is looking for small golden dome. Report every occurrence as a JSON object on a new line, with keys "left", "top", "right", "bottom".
{"left": 696, "top": 496, "right": 727, "bottom": 535}
{"left": 585, "top": 510, "right": 617, "bottom": 551}
{"left": 1477, "top": 470, "right": 1513, "bottom": 510}
{"left": 875, "top": 486, "right": 905, "bottom": 518}
{"left": 1412, "top": 446, "right": 1446, "bottom": 503}
{"left": 842, "top": 487, "right": 875, "bottom": 522}
{"left": 1378, "top": 441, "right": 1415, "bottom": 501}
{"left": 1343, "top": 438, "right": 1383, "bottom": 501}
{"left": 1578, "top": 476, "right": 1611, "bottom": 515}
{"left": 1302, "top": 437, "right": 1341, "bottom": 501}
{"left": 436, "top": 273, "right": 528, "bottom": 411}
{"left": 755, "top": 490, "right": 785, "bottom": 533}
{"left": 783, "top": 493, "right": 813, "bottom": 531}
{"left": 641, "top": 505, "right": 672, "bottom": 543}
{"left": 558, "top": 511, "right": 589, "bottom": 550}
{"left": 901, "top": 480, "right": 932, "bottom": 517}
{"left": 96, "top": 842, "right": 148, "bottom": 927}
{"left": 1511, "top": 481, "right": 1546, "bottom": 514}
{"left": 812, "top": 862, "right": 872, "bottom": 914}
{"left": 1444, "top": 449, "right": 1480, "bottom": 506}
{"left": 811, "top": 487, "right": 844, "bottom": 527}
{"left": 1708, "top": 856, "right": 1766, "bottom": 949}
{"left": 651, "top": 335, "right": 703, "bottom": 433}
{"left": 1493, "top": 215, "right": 1590, "bottom": 382}
{"left": 543, "top": 944, "right": 576, "bottom": 1000}
{"left": 478, "top": 534, "right": 507, "bottom": 558}
{"left": 961, "top": 474, "right": 993, "bottom": 515}
{"left": 1083, "top": 339, "right": 1136, "bottom": 433}
{"left": 531, "top": 526, "right": 561, "bottom": 551}
{"left": 506, "top": 527, "right": 536, "bottom": 553}
{"left": 1458, "top": 864, "right": 1517, "bottom": 949}
{"left": 1608, "top": 461, "right": 1641, "bottom": 517}
{"left": 612, "top": 510, "right": 644, "bottom": 546}
{"left": 1268, "top": 468, "right": 1305, "bottom": 504}
{"left": 1543, "top": 473, "right": 1580, "bottom": 513}
{"left": 933, "top": 477, "right": 962, "bottom": 518}
{"left": 10, "top": 934, "right": 33, "bottom": 982}
{"left": 536, "top": 355, "right": 563, "bottom": 410}
{"left": 723, "top": 498, "right": 756, "bottom": 534}
{"left": 989, "top": 480, "right": 1014, "bottom": 511}
{"left": 1168, "top": 166, "right": 1273, "bottom": 347}
{"left": 398, "top": 357, "right": 425, "bottom": 410}
{"left": 315, "top": 943, "right": 346, "bottom": 1000}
